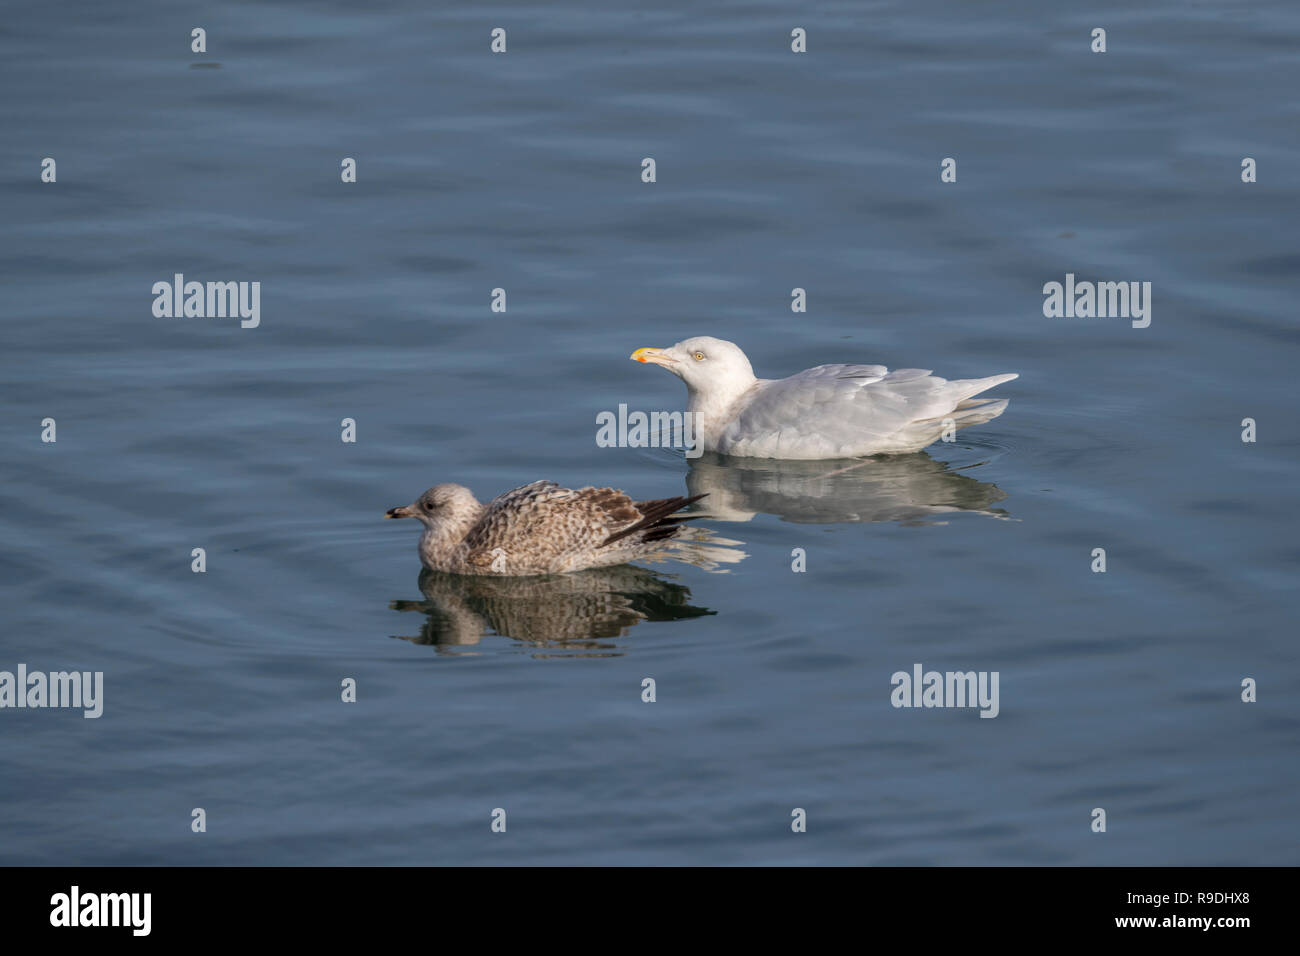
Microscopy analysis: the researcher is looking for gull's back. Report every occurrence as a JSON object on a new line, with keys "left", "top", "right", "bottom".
{"left": 716, "top": 363, "right": 1018, "bottom": 459}
{"left": 452, "top": 480, "right": 704, "bottom": 575}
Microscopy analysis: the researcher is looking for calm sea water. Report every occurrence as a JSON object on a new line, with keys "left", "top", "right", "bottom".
{"left": 2, "top": 1, "right": 1297, "bottom": 865}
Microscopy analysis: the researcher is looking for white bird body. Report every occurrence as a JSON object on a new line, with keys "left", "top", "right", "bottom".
{"left": 632, "top": 337, "right": 1017, "bottom": 459}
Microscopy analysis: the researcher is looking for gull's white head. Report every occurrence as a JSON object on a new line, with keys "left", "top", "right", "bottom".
{"left": 630, "top": 336, "right": 757, "bottom": 400}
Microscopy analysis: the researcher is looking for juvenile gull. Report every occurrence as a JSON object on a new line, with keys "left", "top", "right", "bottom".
{"left": 631, "top": 336, "right": 1018, "bottom": 459}
{"left": 385, "top": 480, "right": 707, "bottom": 575}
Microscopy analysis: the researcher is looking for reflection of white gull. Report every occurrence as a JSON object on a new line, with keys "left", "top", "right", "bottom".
{"left": 385, "top": 480, "right": 739, "bottom": 575}
{"left": 684, "top": 452, "right": 1011, "bottom": 525}
{"left": 631, "top": 336, "right": 1017, "bottom": 459}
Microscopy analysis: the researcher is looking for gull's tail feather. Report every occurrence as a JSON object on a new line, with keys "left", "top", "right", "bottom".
{"left": 602, "top": 493, "right": 708, "bottom": 548}
{"left": 902, "top": 373, "right": 1017, "bottom": 447}
{"left": 946, "top": 373, "right": 1017, "bottom": 428}
{"left": 947, "top": 397, "right": 1009, "bottom": 428}
{"left": 948, "top": 372, "right": 1019, "bottom": 407}
{"left": 912, "top": 373, "right": 1017, "bottom": 424}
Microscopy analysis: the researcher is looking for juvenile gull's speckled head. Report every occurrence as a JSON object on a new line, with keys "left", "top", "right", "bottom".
{"left": 385, "top": 483, "right": 482, "bottom": 527}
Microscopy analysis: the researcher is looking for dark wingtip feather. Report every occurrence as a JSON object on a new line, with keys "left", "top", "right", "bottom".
{"left": 600, "top": 493, "right": 708, "bottom": 548}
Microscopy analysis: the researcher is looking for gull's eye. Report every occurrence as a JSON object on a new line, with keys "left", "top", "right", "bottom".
{"left": 692, "top": 351, "right": 706, "bottom": 361}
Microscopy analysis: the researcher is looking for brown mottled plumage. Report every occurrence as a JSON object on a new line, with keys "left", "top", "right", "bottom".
{"left": 385, "top": 480, "right": 707, "bottom": 575}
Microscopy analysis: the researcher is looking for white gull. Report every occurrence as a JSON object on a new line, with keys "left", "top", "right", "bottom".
{"left": 631, "top": 336, "right": 1017, "bottom": 459}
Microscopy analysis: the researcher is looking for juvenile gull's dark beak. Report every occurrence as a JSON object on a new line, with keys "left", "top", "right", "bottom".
{"left": 385, "top": 506, "right": 414, "bottom": 519}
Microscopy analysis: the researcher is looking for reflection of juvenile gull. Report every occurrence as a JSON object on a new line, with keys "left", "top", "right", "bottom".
{"left": 685, "top": 452, "right": 1011, "bottom": 525}
{"left": 385, "top": 480, "right": 711, "bottom": 575}
{"left": 390, "top": 566, "right": 715, "bottom": 649}
{"left": 631, "top": 336, "right": 1017, "bottom": 459}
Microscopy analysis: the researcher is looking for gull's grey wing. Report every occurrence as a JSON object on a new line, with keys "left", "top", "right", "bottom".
{"left": 718, "top": 364, "right": 1015, "bottom": 458}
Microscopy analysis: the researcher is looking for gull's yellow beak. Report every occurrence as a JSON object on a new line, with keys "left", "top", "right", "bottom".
{"left": 630, "top": 347, "right": 676, "bottom": 367}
